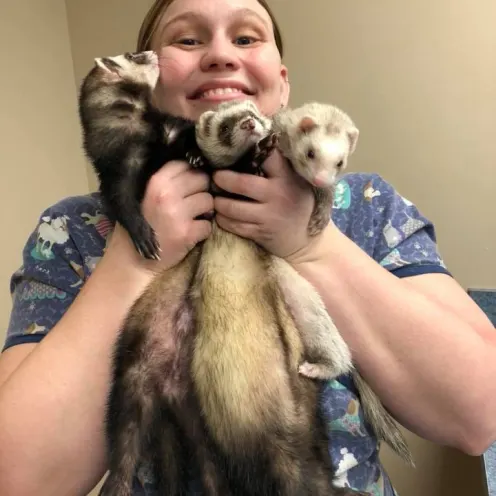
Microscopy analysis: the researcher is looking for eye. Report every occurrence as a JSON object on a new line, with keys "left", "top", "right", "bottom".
{"left": 234, "top": 36, "right": 257, "bottom": 46}
{"left": 220, "top": 124, "right": 229, "bottom": 134}
{"left": 177, "top": 38, "right": 201, "bottom": 46}
{"left": 337, "top": 160, "right": 344, "bottom": 169}
{"left": 306, "top": 148, "right": 315, "bottom": 160}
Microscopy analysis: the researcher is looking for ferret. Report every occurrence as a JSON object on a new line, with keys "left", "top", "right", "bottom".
{"left": 194, "top": 99, "right": 355, "bottom": 381}
{"left": 78, "top": 50, "right": 205, "bottom": 261}
{"left": 189, "top": 100, "right": 371, "bottom": 496}
{"left": 193, "top": 100, "right": 414, "bottom": 473}
{"left": 76, "top": 51, "right": 401, "bottom": 496}
{"left": 272, "top": 103, "right": 415, "bottom": 467}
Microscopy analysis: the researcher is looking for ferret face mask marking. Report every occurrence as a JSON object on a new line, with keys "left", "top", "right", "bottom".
{"left": 94, "top": 50, "right": 160, "bottom": 90}
{"left": 196, "top": 100, "right": 272, "bottom": 167}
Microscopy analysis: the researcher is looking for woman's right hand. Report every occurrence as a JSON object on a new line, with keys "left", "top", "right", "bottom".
{"left": 105, "top": 160, "right": 213, "bottom": 275}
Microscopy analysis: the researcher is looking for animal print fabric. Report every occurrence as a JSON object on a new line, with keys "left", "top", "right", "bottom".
{"left": 3, "top": 173, "right": 450, "bottom": 495}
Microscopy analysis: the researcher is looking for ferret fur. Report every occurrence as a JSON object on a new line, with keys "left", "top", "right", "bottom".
{"left": 273, "top": 102, "right": 414, "bottom": 466}
{"left": 78, "top": 50, "right": 204, "bottom": 261}
{"left": 76, "top": 50, "right": 401, "bottom": 496}
{"left": 188, "top": 100, "right": 367, "bottom": 495}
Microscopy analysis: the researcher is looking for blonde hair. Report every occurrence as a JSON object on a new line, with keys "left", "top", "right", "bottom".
{"left": 136, "top": 0, "right": 284, "bottom": 57}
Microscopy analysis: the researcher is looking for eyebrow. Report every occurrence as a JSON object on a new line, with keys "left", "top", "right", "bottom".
{"left": 160, "top": 8, "right": 270, "bottom": 34}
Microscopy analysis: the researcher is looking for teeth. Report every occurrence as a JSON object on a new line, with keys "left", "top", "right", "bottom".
{"left": 199, "top": 88, "right": 244, "bottom": 98}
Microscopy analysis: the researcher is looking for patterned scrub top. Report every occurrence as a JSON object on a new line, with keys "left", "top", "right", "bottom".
{"left": 3, "top": 172, "right": 451, "bottom": 495}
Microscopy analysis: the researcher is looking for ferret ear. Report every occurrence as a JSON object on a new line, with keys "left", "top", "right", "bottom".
{"left": 95, "top": 58, "right": 111, "bottom": 72}
{"left": 298, "top": 116, "right": 318, "bottom": 134}
{"left": 197, "top": 110, "right": 216, "bottom": 136}
{"left": 347, "top": 127, "right": 359, "bottom": 154}
{"left": 94, "top": 57, "right": 120, "bottom": 76}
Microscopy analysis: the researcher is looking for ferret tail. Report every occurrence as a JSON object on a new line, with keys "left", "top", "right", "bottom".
{"left": 352, "top": 370, "right": 415, "bottom": 467}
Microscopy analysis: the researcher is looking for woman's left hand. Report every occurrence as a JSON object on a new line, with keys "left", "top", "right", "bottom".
{"left": 212, "top": 149, "right": 318, "bottom": 259}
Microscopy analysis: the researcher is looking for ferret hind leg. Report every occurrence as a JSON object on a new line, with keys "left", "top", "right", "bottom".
{"left": 269, "top": 256, "right": 353, "bottom": 380}
{"left": 101, "top": 324, "right": 158, "bottom": 496}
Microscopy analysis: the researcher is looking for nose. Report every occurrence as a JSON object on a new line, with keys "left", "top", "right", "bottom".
{"left": 200, "top": 37, "right": 240, "bottom": 72}
{"left": 240, "top": 118, "right": 256, "bottom": 131}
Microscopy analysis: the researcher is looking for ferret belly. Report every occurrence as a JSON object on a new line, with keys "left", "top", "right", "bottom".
{"left": 191, "top": 225, "right": 303, "bottom": 452}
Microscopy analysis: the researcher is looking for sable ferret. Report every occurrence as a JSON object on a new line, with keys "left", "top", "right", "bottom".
{"left": 78, "top": 50, "right": 203, "bottom": 260}
{"left": 77, "top": 50, "right": 406, "bottom": 496}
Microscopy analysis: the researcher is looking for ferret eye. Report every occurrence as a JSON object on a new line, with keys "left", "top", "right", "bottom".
{"left": 221, "top": 124, "right": 229, "bottom": 134}
{"left": 307, "top": 148, "right": 315, "bottom": 160}
{"left": 337, "top": 160, "right": 344, "bottom": 168}
{"left": 124, "top": 52, "right": 134, "bottom": 61}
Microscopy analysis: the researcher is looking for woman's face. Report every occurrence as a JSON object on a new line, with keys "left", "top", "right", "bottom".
{"left": 151, "top": 0, "right": 290, "bottom": 121}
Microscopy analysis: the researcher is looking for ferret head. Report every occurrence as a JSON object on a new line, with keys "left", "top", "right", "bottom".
{"left": 276, "top": 103, "right": 359, "bottom": 188}
{"left": 93, "top": 50, "right": 159, "bottom": 90}
{"left": 195, "top": 100, "right": 272, "bottom": 168}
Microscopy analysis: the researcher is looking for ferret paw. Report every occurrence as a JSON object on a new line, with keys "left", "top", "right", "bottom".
{"left": 185, "top": 151, "right": 205, "bottom": 169}
{"left": 298, "top": 361, "right": 337, "bottom": 380}
{"left": 251, "top": 132, "right": 278, "bottom": 174}
{"left": 256, "top": 132, "right": 278, "bottom": 157}
{"left": 129, "top": 224, "right": 161, "bottom": 261}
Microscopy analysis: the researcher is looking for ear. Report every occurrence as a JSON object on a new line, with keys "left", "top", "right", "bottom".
{"left": 196, "top": 110, "right": 216, "bottom": 138}
{"left": 279, "top": 65, "right": 290, "bottom": 108}
{"left": 347, "top": 127, "right": 359, "bottom": 154}
{"left": 299, "top": 117, "right": 318, "bottom": 134}
{"left": 198, "top": 110, "right": 215, "bottom": 125}
{"left": 95, "top": 58, "right": 112, "bottom": 72}
{"left": 94, "top": 57, "right": 121, "bottom": 78}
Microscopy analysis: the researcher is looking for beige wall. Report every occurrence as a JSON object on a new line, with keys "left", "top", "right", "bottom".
{"left": 1, "top": 0, "right": 494, "bottom": 495}
{"left": 270, "top": 0, "right": 496, "bottom": 291}
{"left": 268, "top": 2, "right": 495, "bottom": 494}
{"left": 0, "top": 1, "right": 90, "bottom": 334}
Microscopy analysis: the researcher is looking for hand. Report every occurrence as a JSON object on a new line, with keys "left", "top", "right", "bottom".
{"left": 106, "top": 161, "right": 213, "bottom": 275}
{"left": 212, "top": 149, "right": 316, "bottom": 259}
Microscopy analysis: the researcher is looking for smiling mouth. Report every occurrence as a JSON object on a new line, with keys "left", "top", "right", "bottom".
{"left": 191, "top": 87, "right": 254, "bottom": 100}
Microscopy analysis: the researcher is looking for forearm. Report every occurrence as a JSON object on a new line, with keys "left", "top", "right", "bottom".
{"left": 0, "top": 252, "right": 154, "bottom": 495}
{"left": 291, "top": 224, "right": 496, "bottom": 454}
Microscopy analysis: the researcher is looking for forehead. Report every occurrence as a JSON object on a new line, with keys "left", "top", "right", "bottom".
{"left": 159, "top": 0, "right": 273, "bottom": 31}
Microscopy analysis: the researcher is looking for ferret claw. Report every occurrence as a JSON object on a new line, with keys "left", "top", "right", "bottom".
{"left": 186, "top": 151, "right": 205, "bottom": 168}
{"left": 129, "top": 224, "right": 161, "bottom": 261}
{"left": 253, "top": 132, "right": 278, "bottom": 165}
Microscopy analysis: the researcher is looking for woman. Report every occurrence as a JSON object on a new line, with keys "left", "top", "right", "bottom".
{"left": 0, "top": 0, "right": 494, "bottom": 494}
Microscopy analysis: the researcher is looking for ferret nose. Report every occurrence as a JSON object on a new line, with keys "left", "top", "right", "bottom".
{"left": 314, "top": 170, "right": 335, "bottom": 188}
{"left": 240, "top": 118, "right": 256, "bottom": 131}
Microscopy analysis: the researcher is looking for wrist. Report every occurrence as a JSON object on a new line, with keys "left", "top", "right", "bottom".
{"left": 93, "top": 225, "right": 157, "bottom": 299}
{"left": 285, "top": 222, "right": 341, "bottom": 267}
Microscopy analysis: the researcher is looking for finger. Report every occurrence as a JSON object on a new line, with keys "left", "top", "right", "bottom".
{"left": 213, "top": 170, "right": 269, "bottom": 203}
{"left": 215, "top": 213, "right": 259, "bottom": 240}
{"left": 260, "top": 149, "right": 291, "bottom": 179}
{"left": 153, "top": 160, "right": 210, "bottom": 195}
{"left": 177, "top": 169, "right": 211, "bottom": 198}
{"left": 184, "top": 192, "right": 214, "bottom": 219}
{"left": 156, "top": 159, "right": 191, "bottom": 180}
{"left": 214, "top": 196, "right": 264, "bottom": 225}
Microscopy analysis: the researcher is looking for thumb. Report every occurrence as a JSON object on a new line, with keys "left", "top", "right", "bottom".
{"left": 261, "top": 148, "right": 290, "bottom": 178}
